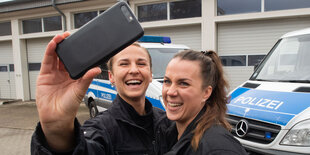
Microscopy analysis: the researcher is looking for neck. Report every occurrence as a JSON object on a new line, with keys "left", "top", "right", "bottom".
{"left": 175, "top": 119, "right": 192, "bottom": 140}
{"left": 175, "top": 109, "right": 202, "bottom": 140}
{"left": 122, "top": 96, "right": 146, "bottom": 115}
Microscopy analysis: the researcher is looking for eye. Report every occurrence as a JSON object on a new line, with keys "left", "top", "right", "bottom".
{"left": 137, "top": 62, "right": 147, "bottom": 66}
{"left": 180, "top": 82, "right": 189, "bottom": 87}
{"left": 163, "top": 79, "right": 171, "bottom": 85}
{"left": 119, "top": 62, "right": 129, "bottom": 66}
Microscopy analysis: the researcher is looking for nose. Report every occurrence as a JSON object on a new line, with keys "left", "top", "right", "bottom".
{"left": 166, "top": 84, "right": 177, "bottom": 96}
{"left": 129, "top": 63, "right": 139, "bottom": 74}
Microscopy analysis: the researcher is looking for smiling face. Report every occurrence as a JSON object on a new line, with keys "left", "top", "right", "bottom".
{"left": 108, "top": 45, "right": 152, "bottom": 103}
{"left": 162, "top": 58, "right": 212, "bottom": 126}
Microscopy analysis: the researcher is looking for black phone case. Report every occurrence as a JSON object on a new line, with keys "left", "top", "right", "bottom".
{"left": 56, "top": 2, "right": 144, "bottom": 79}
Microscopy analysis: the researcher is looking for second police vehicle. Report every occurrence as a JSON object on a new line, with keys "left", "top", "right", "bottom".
{"left": 227, "top": 28, "right": 310, "bottom": 154}
{"left": 84, "top": 36, "right": 189, "bottom": 118}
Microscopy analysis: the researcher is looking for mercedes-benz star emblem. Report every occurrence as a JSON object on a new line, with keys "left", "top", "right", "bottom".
{"left": 235, "top": 119, "right": 249, "bottom": 138}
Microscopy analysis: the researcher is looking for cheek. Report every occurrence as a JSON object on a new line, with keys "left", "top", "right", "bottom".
{"left": 143, "top": 68, "right": 152, "bottom": 76}
{"left": 161, "top": 87, "right": 167, "bottom": 97}
{"left": 182, "top": 90, "right": 200, "bottom": 104}
{"left": 113, "top": 73, "right": 125, "bottom": 84}
{"left": 162, "top": 87, "right": 168, "bottom": 102}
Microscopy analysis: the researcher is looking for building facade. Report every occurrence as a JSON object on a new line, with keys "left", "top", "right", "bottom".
{"left": 1, "top": 0, "right": 310, "bottom": 101}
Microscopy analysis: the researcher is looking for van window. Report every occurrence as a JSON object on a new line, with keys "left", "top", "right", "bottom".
{"left": 252, "top": 34, "right": 310, "bottom": 82}
{"left": 220, "top": 55, "right": 246, "bottom": 66}
{"left": 148, "top": 48, "right": 183, "bottom": 79}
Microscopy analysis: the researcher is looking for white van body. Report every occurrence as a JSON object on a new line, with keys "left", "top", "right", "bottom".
{"left": 84, "top": 36, "right": 189, "bottom": 117}
{"left": 227, "top": 28, "right": 310, "bottom": 154}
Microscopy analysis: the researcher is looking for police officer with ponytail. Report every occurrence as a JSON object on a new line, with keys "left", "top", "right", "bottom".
{"left": 162, "top": 50, "right": 247, "bottom": 154}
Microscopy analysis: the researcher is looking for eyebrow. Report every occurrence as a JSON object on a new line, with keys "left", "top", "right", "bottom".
{"left": 164, "top": 76, "right": 170, "bottom": 80}
{"left": 118, "top": 58, "right": 148, "bottom": 62}
{"left": 118, "top": 58, "right": 129, "bottom": 62}
{"left": 164, "top": 76, "right": 192, "bottom": 82}
{"left": 137, "top": 58, "right": 148, "bottom": 62}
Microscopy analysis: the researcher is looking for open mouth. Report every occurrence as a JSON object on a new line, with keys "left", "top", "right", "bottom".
{"left": 125, "top": 80, "right": 142, "bottom": 86}
{"left": 168, "top": 102, "right": 183, "bottom": 107}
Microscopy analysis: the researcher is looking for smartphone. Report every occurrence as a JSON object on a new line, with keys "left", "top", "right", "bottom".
{"left": 56, "top": 1, "right": 144, "bottom": 79}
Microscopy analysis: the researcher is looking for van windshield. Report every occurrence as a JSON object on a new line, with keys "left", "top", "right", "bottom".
{"left": 148, "top": 48, "right": 184, "bottom": 79}
{"left": 251, "top": 34, "right": 310, "bottom": 83}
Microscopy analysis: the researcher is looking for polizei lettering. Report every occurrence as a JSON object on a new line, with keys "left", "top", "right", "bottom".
{"left": 233, "top": 97, "right": 283, "bottom": 110}
{"left": 100, "top": 93, "right": 112, "bottom": 100}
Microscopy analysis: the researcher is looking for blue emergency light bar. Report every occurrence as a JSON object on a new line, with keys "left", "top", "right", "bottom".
{"left": 138, "top": 36, "right": 171, "bottom": 43}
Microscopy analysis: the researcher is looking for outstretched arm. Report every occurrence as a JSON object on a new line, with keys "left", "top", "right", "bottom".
{"left": 35, "top": 32, "right": 101, "bottom": 151}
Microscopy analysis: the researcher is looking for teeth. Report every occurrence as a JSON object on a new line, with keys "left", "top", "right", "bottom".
{"left": 126, "top": 80, "right": 142, "bottom": 85}
{"left": 168, "top": 102, "right": 182, "bottom": 107}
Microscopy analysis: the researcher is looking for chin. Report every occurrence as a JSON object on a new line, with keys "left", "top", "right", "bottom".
{"left": 127, "top": 93, "right": 145, "bottom": 99}
{"left": 166, "top": 113, "right": 179, "bottom": 121}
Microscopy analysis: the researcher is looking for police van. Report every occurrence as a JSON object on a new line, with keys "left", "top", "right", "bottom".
{"left": 227, "top": 28, "right": 310, "bottom": 154}
{"left": 84, "top": 36, "right": 189, "bottom": 118}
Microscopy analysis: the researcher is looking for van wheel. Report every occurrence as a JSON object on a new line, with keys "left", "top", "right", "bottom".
{"left": 89, "top": 101, "right": 98, "bottom": 118}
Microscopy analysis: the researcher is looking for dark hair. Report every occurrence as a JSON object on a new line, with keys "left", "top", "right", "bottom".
{"left": 107, "top": 42, "right": 152, "bottom": 72}
{"left": 173, "top": 50, "right": 231, "bottom": 150}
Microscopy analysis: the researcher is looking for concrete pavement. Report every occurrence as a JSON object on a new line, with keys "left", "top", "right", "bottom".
{"left": 0, "top": 100, "right": 90, "bottom": 155}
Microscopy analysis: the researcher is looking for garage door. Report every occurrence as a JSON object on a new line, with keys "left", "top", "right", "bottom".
{"left": 218, "top": 17, "right": 310, "bottom": 90}
{"left": 0, "top": 41, "right": 16, "bottom": 99}
{"left": 144, "top": 24, "right": 202, "bottom": 51}
{"left": 27, "top": 37, "right": 52, "bottom": 100}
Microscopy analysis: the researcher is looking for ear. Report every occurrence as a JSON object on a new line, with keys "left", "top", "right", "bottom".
{"left": 108, "top": 71, "right": 115, "bottom": 84}
{"left": 202, "top": 86, "right": 213, "bottom": 102}
{"left": 149, "top": 72, "right": 153, "bottom": 83}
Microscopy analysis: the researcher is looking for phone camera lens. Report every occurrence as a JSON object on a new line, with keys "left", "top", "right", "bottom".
{"left": 121, "top": 5, "right": 133, "bottom": 22}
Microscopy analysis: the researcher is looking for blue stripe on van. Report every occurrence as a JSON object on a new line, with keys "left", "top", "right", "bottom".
{"left": 96, "top": 81, "right": 115, "bottom": 90}
{"left": 146, "top": 97, "right": 164, "bottom": 110}
{"left": 228, "top": 87, "right": 310, "bottom": 126}
{"left": 228, "top": 104, "right": 294, "bottom": 126}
